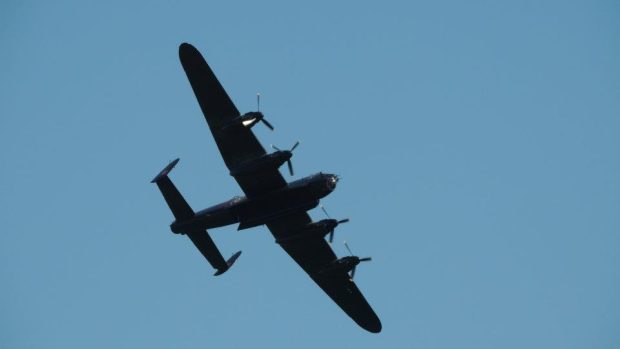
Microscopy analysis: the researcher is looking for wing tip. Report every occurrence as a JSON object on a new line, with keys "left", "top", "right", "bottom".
{"left": 179, "top": 42, "right": 200, "bottom": 61}
{"left": 365, "top": 321, "right": 382, "bottom": 333}
{"left": 356, "top": 311, "right": 382, "bottom": 333}
{"left": 179, "top": 42, "right": 194, "bottom": 51}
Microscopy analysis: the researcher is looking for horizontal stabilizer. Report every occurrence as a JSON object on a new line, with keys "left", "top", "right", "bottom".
{"left": 151, "top": 158, "right": 193, "bottom": 221}
{"left": 187, "top": 230, "right": 241, "bottom": 276}
{"left": 187, "top": 230, "right": 227, "bottom": 270}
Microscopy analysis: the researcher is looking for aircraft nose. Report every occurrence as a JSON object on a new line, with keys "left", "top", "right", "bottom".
{"left": 326, "top": 174, "right": 338, "bottom": 190}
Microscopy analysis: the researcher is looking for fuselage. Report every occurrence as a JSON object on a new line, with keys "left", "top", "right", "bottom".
{"left": 170, "top": 172, "right": 339, "bottom": 233}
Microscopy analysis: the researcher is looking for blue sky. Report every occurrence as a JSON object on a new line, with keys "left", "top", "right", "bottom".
{"left": 1, "top": 0, "right": 618, "bottom": 348}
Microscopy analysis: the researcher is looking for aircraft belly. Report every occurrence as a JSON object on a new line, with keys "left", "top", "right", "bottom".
{"left": 172, "top": 208, "right": 238, "bottom": 232}
{"left": 236, "top": 198, "right": 319, "bottom": 230}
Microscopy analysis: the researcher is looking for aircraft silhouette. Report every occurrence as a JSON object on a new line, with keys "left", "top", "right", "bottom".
{"left": 151, "top": 43, "right": 381, "bottom": 333}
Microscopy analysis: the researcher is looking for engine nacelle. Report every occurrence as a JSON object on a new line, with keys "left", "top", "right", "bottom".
{"left": 319, "top": 256, "right": 360, "bottom": 275}
{"left": 229, "top": 151, "right": 291, "bottom": 176}
{"left": 275, "top": 219, "right": 338, "bottom": 244}
{"left": 221, "top": 112, "right": 264, "bottom": 130}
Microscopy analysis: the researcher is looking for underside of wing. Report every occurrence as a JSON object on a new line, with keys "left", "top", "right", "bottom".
{"left": 178, "top": 43, "right": 287, "bottom": 197}
{"left": 308, "top": 272, "right": 382, "bottom": 333}
{"left": 178, "top": 42, "right": 264, "bottom": 167}
{"left": 267, "top": 213, "right": 382, "bottom": 333}
{"left": 233, "top": 171, "right": 288, "bottom": 197}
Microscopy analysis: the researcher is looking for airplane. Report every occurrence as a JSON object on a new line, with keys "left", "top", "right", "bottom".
{"left": 151, "top": 42, "right": 381, "bottom": 333}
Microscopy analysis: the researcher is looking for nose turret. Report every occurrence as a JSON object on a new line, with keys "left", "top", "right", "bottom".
{"left": 311, "top": 173, "right": 340, "bottom": 198}
{"left": 325, "top": 173, "right": 339, "bottom": 191}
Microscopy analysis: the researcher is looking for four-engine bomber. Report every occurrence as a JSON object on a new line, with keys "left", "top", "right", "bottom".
{"left": 151, "top": 42, "right": 381, "bottom": 333}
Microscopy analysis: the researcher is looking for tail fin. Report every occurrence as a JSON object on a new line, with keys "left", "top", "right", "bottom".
{"left": 151, "top": 158, "right": 193, "bottom": 221}
{"left": 214, "top": 250, "right": 242, "bottom": 276}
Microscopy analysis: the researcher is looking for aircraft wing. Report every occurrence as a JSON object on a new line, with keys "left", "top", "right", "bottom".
{"left": 267, "top": 213, "right": 382, "bottom": 333}
{"left": 178, "top": 43, "right": 287, "bottom": 197}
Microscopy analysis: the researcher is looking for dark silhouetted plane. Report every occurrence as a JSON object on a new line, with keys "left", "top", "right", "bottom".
{"left": 151, "top": 43, "right": 381, "bottom": 333}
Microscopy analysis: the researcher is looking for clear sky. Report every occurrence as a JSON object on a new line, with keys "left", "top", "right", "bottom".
{"left": 1, "top": 1, "right": 619, "bottom": 348}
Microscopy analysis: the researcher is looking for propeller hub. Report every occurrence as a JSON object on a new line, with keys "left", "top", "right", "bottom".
{"left": 343, "top": 241, "right": 372, "bottom": 280}
{"left": 320, "top": 205, "right": 349, "bottom": 243}
{"left": 271, "top": 142, "right": 299, "bottom": 176}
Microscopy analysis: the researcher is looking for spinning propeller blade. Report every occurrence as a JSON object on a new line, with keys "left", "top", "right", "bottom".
{"left": 290, "top": 141, "right": 300, "bottom": 151}
{"left": 261, "top": 118, "right": 274, "bottom": 130}
{"left": 344, "top": 241, "right": 353, "bottom": 255}
{"left": 343, "top": 241, "right": 371, "bottom": 280}
{"left": 321, "top": 205, "right": 332, "bottom": 219}
{"left": 287, "top": 160, "right": 294, "bottom": 176}
{"left": 321, "top": 205, "right": 348, "bottom": 243}
{"left": 320, "top": 205, "right": 331, "bottom": 218}
{"left": 271, "top": 141, "right": 300, "bottom": 176}
{"left": 254, "top": 93, "right": 274, "bottom": 131}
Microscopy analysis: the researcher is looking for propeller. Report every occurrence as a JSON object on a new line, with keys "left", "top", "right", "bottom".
{"left": 343, "top": 241, "right": 372, "bottom": 280}
{"left": 255, "top": 93, "right": 274, "bottom": 131}
{"left": 320, "top": 205, "right": 349, "bottom": 243}
{"left": 271, "top": 141, "right": 300, "bottom": 176}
